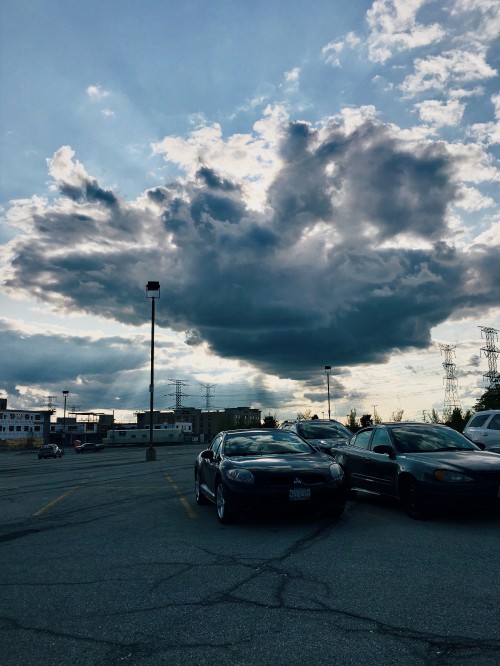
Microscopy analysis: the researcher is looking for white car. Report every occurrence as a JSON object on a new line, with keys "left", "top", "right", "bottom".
{"left": 463, "top": 410, "right": 500, "bottom": 450}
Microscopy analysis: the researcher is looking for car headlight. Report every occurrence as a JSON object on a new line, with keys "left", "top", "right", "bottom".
{"left": 433, "top": 469, "right": 474, "bottom": 482}
{"left": 329, "top": 464, "right": 344, "bottom": 481}
{"left": 225, "top": 468, "right": 255, "bottom": 484}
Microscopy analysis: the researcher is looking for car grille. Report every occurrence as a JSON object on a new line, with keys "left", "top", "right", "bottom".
{"left": 260, "top": 472, "right": 328, "bottom": 486}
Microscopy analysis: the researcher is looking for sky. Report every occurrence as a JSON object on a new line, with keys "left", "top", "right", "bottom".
{"left": 1, "top": 0, "right": 499, "bottom": 426}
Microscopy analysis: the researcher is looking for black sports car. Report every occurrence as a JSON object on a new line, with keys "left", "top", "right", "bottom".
{"left": 74, "top": 442, "right": 104, "bottom": 453}
{"left": 38, "top": 444, "right": 62, "bottom": 459}
{"left": 194, "top": 429, "right": 346, "bottom": 523}
{"left": 331, "top": 423, "right": 500, "bottom": 519}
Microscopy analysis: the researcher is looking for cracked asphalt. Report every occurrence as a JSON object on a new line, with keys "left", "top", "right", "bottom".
{"left": 1, "top": 446, "right": 499, "bottom": 665}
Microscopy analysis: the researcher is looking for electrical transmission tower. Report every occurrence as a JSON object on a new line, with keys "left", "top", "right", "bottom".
{"left": 167, "top": 380, "right": 190, "bottom": 409}
{"left": 439, "top": 344, "right": 461, "bottom": 420}
{"left": 200, "top": 384, "right": 216, "bottom": 410}
{"left": 42, "top": 396, "right": 58, "bottom": 414}
{"left": 479, "top": 326, "right": 500, "bottom": 387}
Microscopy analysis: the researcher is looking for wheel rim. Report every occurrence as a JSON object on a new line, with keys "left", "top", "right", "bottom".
{"left": 216, "top": 484, "right": 225, "bottom": 519}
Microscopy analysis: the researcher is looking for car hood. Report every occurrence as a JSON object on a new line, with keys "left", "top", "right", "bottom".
{"left": 403, "top": 450, "right": 500, "bottom": 471}
{"left": 224, "top": 453, "right": 335, "bottom": 472}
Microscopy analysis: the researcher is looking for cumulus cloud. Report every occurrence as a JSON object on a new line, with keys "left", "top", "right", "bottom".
{"left": 367, "top": 0, "right": 445, "bottom": 63}
{"left": 86, "top": 84, "right": 110, "bottom": 99}
{"left": 400, "top": 48, "right": 497, "bottom": 96}
{"left": 2, "top": 113, "right": 500, "bottom": 385}
{"left": 415, "top": 99, "right": 465, "bottom": 128}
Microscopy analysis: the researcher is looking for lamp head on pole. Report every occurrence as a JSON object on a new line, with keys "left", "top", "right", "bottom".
{"left": 324, "top": 365, "right": 331, "bottom": 374}
{"left": 63, "top": 390, "right": 69, "bottom": 398}
{"left": 146, "top": 281, "right": 160, "bottom": 299}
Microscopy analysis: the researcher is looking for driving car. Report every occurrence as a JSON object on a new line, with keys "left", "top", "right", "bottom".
{"left": 280, "top": 419, "right": 352, "bottom": 454}
{"left": 463, "top": 410, "right": 500, "bottom": 449}
{"left": 38, "top": 444, "right": 62, "bottom": 459}
{"left": 74, "top": 441, "right": 104, "bottom": 453}
{"left": 194, "top": 429, "right": 346, "bottom": 523}
{"left": 330, "top": 423, "right": 500, "bottom": 519}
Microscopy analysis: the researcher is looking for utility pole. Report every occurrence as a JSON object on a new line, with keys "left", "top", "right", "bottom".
{"left": 479, "top": 326, "right": 500, "bottom": 387}
{"left": 439, "top": 344, "right": 461, "bottom": 421}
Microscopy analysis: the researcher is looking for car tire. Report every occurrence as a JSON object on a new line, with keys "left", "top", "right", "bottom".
{"left": 401, "top": 478, "right": 428, "bottom": 520}
{"left": 216, "top": 481, "right": 237, "bottom": 524}
{"left": 195, "top": 470, "right": 209, "bottom": 505}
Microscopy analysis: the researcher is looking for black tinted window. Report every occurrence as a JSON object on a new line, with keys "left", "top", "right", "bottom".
{"left": 468, "top": 414, "right": 490, "bottom": 428}
{"left": 488, "top": 415, "right": 500, "bottom": 431}
{"left": 352, "top": 430, "right": 372, "bottom": 449}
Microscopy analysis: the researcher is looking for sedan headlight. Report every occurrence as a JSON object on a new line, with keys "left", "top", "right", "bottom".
{"left": 329, "top": 464, "right": 344, "bottom": 481}
{"left": 225, "top": 468, "right": 255, "bottom": 484}
{"left": 433, "top": 469, "right": 474, "bottom": 482}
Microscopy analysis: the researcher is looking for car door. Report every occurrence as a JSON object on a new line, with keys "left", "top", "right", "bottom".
{"left": 484, "top": 414, "right": 500, "bottom": 447}
{"left": 343, "top": 428, "right": 374, "bottom": 489}
{"left": 363, "top": 427, "right": 399, "bottom": 495}
{"left": 201, "top": 435, "right": 223, "bottom": 497}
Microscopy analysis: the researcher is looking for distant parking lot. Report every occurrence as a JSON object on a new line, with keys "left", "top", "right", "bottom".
{"left": 1, "top": 446, "right": 500, "bottom": 665}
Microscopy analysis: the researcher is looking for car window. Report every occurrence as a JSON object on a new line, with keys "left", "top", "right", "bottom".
{"left": 371, "top": 428, "right": 392, "bottom": 449}
{"left": 297, "top": 423, "right": 351, "bottom": 439}
{"left": 211, "top": 435, "right": 223, "bottom": 458}
{"left": 391, "top": 426, "right": 476, "bottom": 452}
{"left": 487, "top": 414, "right": 500, "bottom": 430}
{"left": 351, "top": 429, "right": 372, "bottom": 450}
{"left": 468, "top": 414, "right": 490, "bottom": 428}
{"left": 224, "top": 431, "right": 312, "bottom": 456}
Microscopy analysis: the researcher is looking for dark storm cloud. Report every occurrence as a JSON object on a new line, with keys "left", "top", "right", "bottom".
{"left": 60, "top": 179, "right": 118, "bottom": 206}
{"left": 3, "top": 118, "right": 499, "bottom": 382}
{"left": 0, "top": 322, "right": 147, "bottom": 402}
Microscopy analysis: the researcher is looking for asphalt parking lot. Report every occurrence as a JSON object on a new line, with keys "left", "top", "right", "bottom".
{"left": 1, "top": 445, "right": 500, "bottom": 666}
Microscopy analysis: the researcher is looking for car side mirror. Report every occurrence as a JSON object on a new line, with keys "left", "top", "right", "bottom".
{"left": 475, "top": 442, "right": 486, "bottom": 451}
{"left": 201, "top": 449, "right": 214, "bottom": 460}
{"left": 373, "top": 444, "right": 395, "bottom": 458}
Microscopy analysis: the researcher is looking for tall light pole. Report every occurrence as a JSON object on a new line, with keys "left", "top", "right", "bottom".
{"left": 324, "top": 365, "right": 331, "bottom": 420}
{"left": 62, "top": 390, "right": 69, "bottom": 453}
{"left": 146, "top": 281, "right": 160, "bottom": 461}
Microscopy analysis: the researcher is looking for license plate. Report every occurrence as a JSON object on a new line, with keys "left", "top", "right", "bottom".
{"left": 289, "top": 487, "right": 311, "bottom": 501}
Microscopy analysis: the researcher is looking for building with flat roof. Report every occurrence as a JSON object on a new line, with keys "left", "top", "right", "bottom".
{"left": 0, "top": 400, "right": 51, "bottom": 448}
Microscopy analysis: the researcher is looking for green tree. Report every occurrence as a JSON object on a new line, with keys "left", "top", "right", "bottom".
{"left": 262, "top": 413, "right": 277, "bottom": 428}
{"left": 445, "top": 407, "right": 472, "bottom": 433}
{"left": 424, "top": 408, "right": 441, "bottom": 423}
{"left": 390, "top": 408, "right": 404, "bottom": 422}
{"left": 346, "top": 408, "right": 358, "bottom": 431}
{"left": 474, "top": 384, "right": 500, "bottom": 411}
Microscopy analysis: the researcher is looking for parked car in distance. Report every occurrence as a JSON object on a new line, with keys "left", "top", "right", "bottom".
{"left": 38, "top": 444, "right": 62, "bottom": 459}
{"left": 194, "top": 429, "right": 346, "bottom": 524}
{"left": 330, "top": 423, "right": 500, "bottom": 519}
{"left": 280, "top": 419, "right": 352, "bottom": 454}
{"left": 463, "top": 410, "right": 500, "bottom": 450}
{"left": 74, "top": 442, "right": 104, "bottom": 453}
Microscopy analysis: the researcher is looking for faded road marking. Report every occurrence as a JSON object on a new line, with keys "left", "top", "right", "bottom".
{"left": 165, "top": 474, "right": 197, "bottom": 519}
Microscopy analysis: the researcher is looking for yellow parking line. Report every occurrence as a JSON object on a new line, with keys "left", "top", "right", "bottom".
{"left": 33, "top": 479, "right": 90, "bottom": 516}
{"left": 165, "top": 475, "right": 197, "bottom": 519}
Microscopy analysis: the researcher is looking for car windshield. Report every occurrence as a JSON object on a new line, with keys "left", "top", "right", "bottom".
{"left": 224, "top": 431, "right": 313, "bottom": 456}
{"left": 297, "top": 423, "right": 351, "bottom": 440}
{"left": 391, "top": 426, "right": 477, "bottom": 453}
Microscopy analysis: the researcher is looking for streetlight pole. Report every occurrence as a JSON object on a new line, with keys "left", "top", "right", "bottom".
{"left": 62, "top": 390, "right": 69, "bottom": 454}
{"left": 146, "top": 281, "right": 160, "bottom": 461}
{"left": 324, "top": 366, "right": 331, "bottom": 420}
